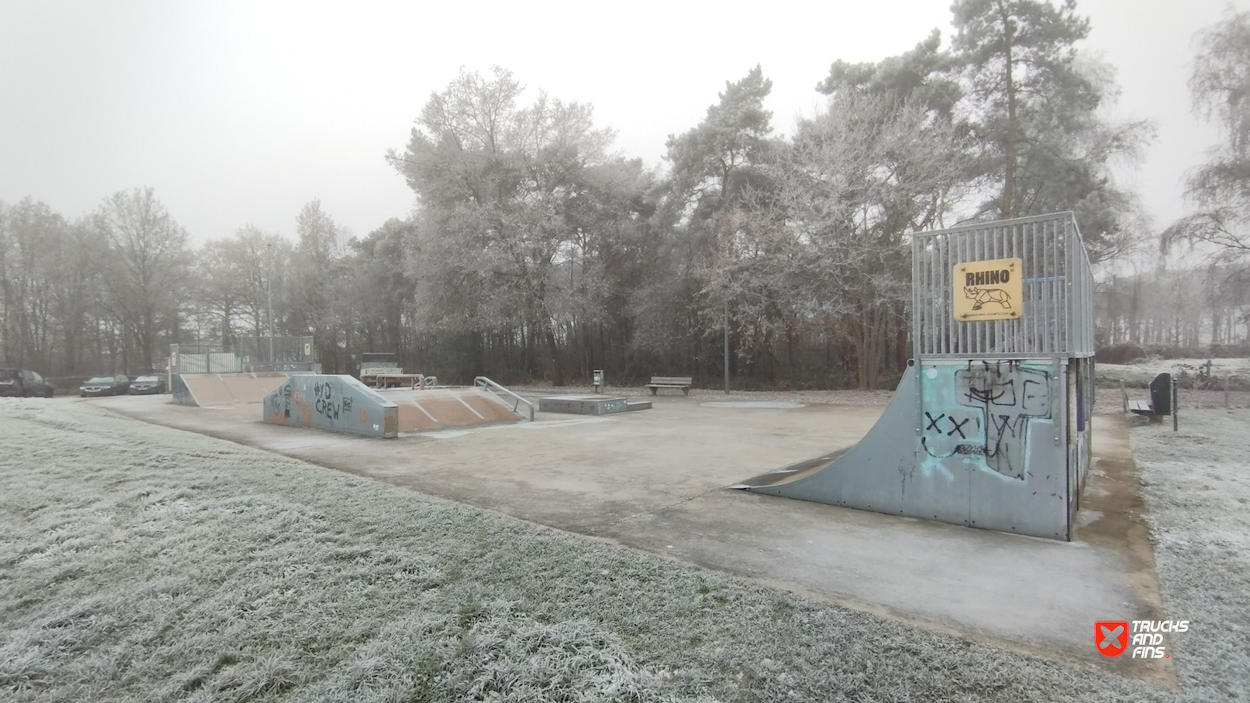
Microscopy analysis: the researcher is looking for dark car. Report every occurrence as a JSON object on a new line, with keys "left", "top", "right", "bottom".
{"left": 79, "top": 375, "right": 131, "bottom": 397}
{"left": 128, "top": 374, "right": 166, "bottom": 395}
{"left": 0, "top": 368, "right": 54, "bottom": 397}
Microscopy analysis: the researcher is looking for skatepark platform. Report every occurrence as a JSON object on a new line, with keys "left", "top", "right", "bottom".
{"left": 538, "top": 395, "right": 652, "bottom": 415}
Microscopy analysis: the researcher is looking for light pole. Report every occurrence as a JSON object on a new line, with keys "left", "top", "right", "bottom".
{"left": 723, "top": 295, "right": 730, "bottom": 394}
{"left": 266, "top": 242, "right": 275, "bottom": 366}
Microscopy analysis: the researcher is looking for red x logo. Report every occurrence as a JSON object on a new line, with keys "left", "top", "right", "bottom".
{"left": 1096, "top": 621, "right": 1129, "bottom": 657}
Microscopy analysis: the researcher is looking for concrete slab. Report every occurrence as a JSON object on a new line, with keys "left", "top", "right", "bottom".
{"left": 88, "top": 392, "right": 1165, "bottom": 680}
{"left": 539, "top": 395, "right": 630, "bottom": 415}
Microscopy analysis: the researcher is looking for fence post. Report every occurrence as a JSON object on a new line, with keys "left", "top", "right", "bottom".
{"left": 1225, "top": 375, "right": 1230, "bottom": 409}
{"left": 169, "top": 344, "right": 178, "bottom": 395}
{"left": 1172, "top": 377, "right": 1178, "bottom": 432}
{"left": 1120, "top": 379, "right": 1127, "bottom": 414}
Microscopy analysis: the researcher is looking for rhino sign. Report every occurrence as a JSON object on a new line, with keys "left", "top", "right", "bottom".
{"left": 963, "top": 286, "right": 1012, "bottom": 311}
{"left": 952, "top": 257, "right": 1023, "bottom": 321}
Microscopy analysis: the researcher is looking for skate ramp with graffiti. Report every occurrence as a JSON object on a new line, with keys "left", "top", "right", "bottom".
{"left": 735, "top": 212, "right": 1095, "bottom": 541}
{"left": 172, "top": 372, "right": 308, "bottom": 407}
{"left": 263, "top": 375, "right": 399, "bottom": 438}
{"left": 734, "top": 359, "right": 1071, "bottom": 539}
{"left": 261, "top": 377, "right": 529, "bottom": 438}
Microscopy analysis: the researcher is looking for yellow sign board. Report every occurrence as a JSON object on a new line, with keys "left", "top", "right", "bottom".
{"left": 953, "top": 257, "right": 1023, "bottom": 321}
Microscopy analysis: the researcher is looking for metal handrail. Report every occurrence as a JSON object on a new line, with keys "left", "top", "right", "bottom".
{"left": 473, "top": 376, "right": 534, "bottom": 421}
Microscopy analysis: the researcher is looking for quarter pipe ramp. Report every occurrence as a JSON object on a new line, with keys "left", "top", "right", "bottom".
{"left": 172, "top": 372, "right": 305, "bottom": 407}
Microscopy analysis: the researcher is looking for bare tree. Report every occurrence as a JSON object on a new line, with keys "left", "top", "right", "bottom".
{"left": 0, "top": 199, "right": 67, "bottom": 368}
{"left": 95, "top": 187, "right": 192, "bottom": 372}
{"left": 287, "top": 200, "right": 348, "bottom": 370}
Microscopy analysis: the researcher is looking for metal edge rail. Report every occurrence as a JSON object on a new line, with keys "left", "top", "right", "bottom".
{"left": 473, "top": 376, "right": 534, "bottom": 421}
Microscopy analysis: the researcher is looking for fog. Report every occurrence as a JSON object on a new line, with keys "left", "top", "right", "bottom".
{"left": 1, "top": 0, "right": 1245, "bottom": 241}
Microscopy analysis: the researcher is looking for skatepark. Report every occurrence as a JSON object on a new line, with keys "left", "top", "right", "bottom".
{"left": 92, "top": 382, "right": 1166, "bottom": 681}
{"left": 59, "top": 213, "right": 1188, "bottom": 686}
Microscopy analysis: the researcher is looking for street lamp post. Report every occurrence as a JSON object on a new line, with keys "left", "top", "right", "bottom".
{"left": 267, "top": 243, "right": 275, "bottom": 366}
{"left": 723, "top": 295, "right": 730, "bottom": 394}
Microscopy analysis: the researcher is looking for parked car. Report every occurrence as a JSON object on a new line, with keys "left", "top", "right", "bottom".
{"left": 0, "top": 368, "right": 54, "bottom": 397}
{"left": 79, "top": 375, "right": 131, "bottom": 397}
{"left": 129, "top": 374, "right": 166, "bottom": 395}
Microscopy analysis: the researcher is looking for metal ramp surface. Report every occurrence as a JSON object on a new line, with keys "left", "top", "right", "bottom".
{"left": 733, "top": 360, "right": 1073, "bottom": 540}
{"left": 173, "top": 372, "right": 304, "bottom": 407}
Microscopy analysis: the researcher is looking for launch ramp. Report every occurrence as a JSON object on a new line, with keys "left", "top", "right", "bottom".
{"left": 735, "top": 212, "right": 1096, "bottom": 541}
{"left": 387, "top": 386, "right": 528, "bottom": 432}
{"left": 263, "top": 375, "right": 399, "bottom": 438}
{"left": 172, "top": 372, "right": 305, "bottom": 407}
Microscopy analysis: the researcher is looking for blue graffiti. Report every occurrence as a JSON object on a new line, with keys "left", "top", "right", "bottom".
{"left": 920, "top": 361, "right": 1051, "bottom": 480}
{"left": 955, "top": 361, "right": 1050, "bottom": 479}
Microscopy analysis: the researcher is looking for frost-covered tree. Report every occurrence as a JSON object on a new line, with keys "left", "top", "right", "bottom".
{"left": 390, "top": 67, "right": 649, "bottom": 385}
{"left": 286, "top": 200, "right": 348, "bottom": 371}
{"left": 639, "top": 66, "right": 781, "bottom": 377}
{"left": 194, "top": 225, "right": 289, "bottom": 347}
{"left": 774, "top": 92, "right": 967, "bottom": 389}
{"left": 1165, "top": 10, "right": 1250, "bottom": 265}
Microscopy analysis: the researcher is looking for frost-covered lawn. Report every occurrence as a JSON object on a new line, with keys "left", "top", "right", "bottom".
{"left": 1131, "top": 409, "right": 1250, "bottom": 702}
{"left": 1097, "top": 357, "right": 1250, "bottom": 388}
{"left": 0, "top": 399, "right": 1228, "bottom": 702}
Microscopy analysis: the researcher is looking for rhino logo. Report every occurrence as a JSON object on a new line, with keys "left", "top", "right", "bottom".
{"left": 963, "top": 286, "right": 1012, "bottom": 311}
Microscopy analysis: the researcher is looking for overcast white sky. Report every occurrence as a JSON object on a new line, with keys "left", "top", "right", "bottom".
{"left": 1, "top": 0, "right": 1246, "bottom": 245}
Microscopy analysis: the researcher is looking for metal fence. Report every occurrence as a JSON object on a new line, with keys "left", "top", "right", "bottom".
{"left": 170, "top": 336, "right": 318, "bottom": 374}
{"left": 911, "top": 212, "right": 1095, "bottom": 360}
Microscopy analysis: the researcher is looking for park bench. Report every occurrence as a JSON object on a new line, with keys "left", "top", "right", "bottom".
{"left": 647, "top": 376, "right": 693, "bottom": 396}
{"left": 1128, "top": 372, "right": 1172, "bottom": 423}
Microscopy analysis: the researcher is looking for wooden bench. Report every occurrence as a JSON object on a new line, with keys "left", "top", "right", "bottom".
{"left": 647, "top": 376, "right": 692, "bottom": 396}
{"left": 1128, "top": 372, "right": 1172, "bottom": 423}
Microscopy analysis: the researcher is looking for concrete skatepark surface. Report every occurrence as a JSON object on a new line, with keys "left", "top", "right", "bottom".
{"left": 90, "top": 390, "right": 1167, "bottom": 681}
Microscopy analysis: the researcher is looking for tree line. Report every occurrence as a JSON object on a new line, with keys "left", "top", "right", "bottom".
{"left": 1097, "top": 262, "right": 1250, "bottom": 350}
{"left": 3, "top": 2, "right": 1246, "bottom": 389}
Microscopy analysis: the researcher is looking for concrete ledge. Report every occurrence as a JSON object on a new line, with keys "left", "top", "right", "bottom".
{"left": 539, "top": 395, "right": 629, "bottom": 415}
